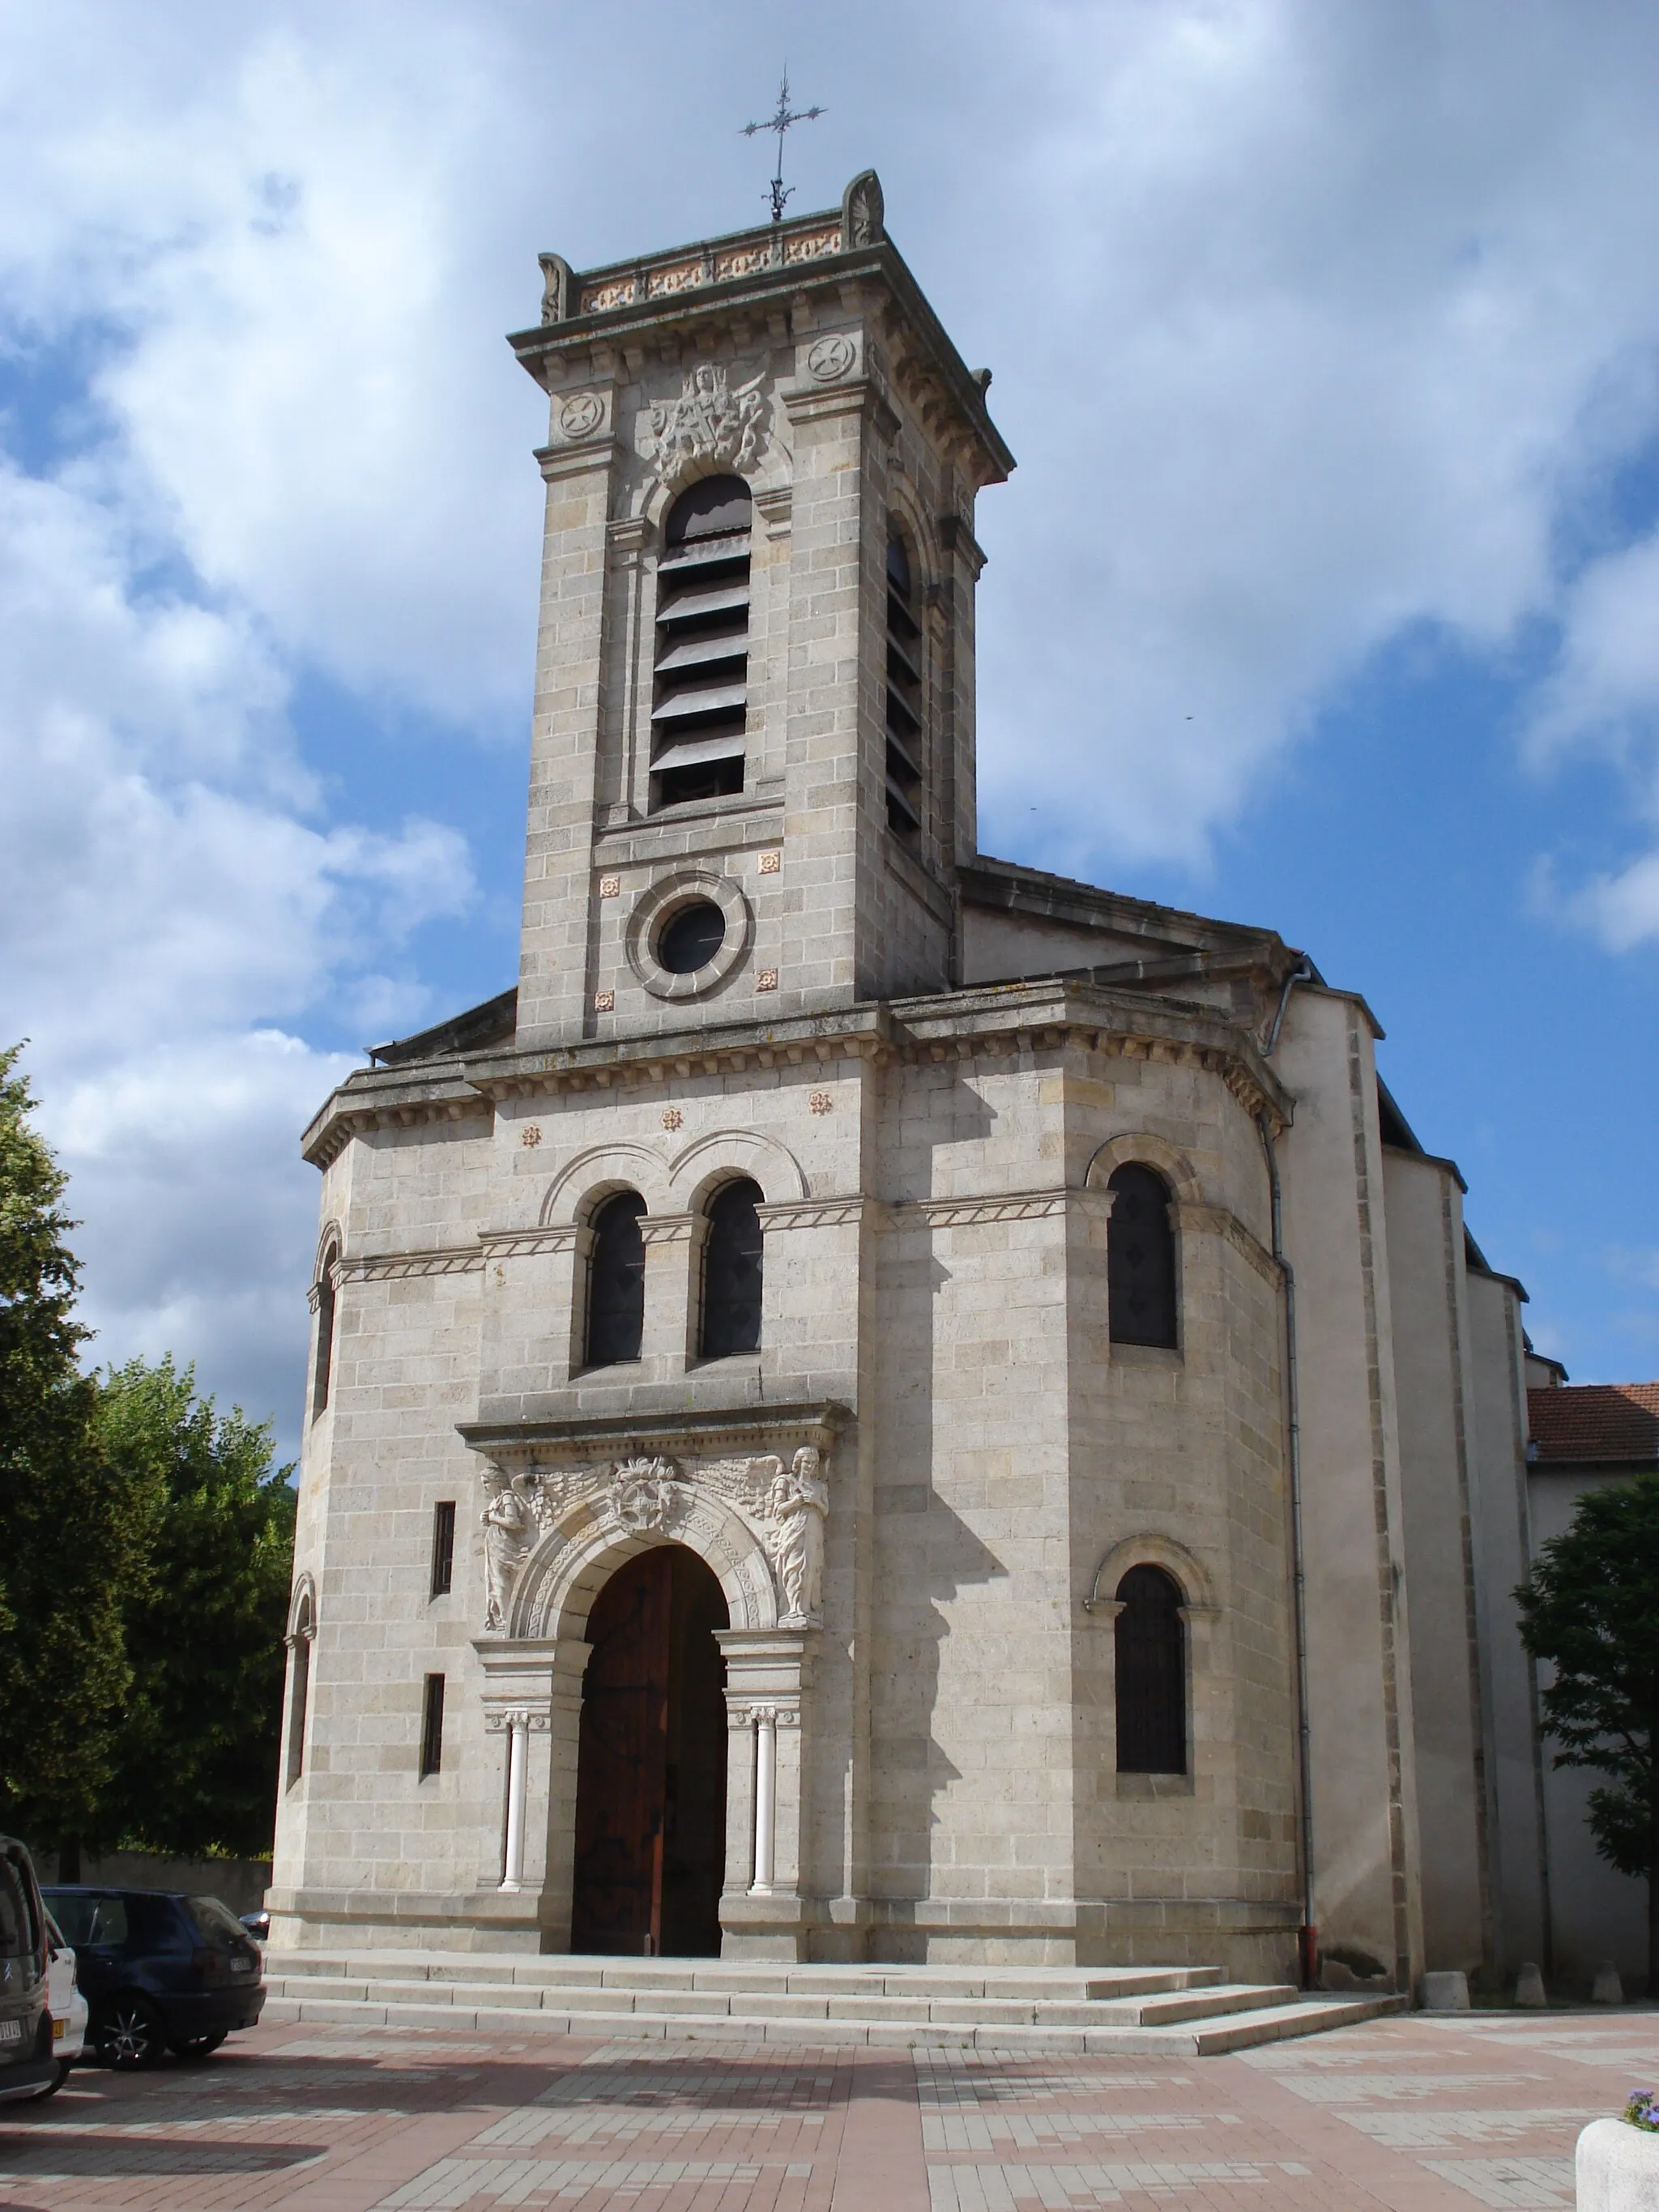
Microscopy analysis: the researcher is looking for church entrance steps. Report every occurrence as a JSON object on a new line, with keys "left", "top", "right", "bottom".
{"left": 261, "top": 1950, "right": 1403, "bottom": 2053}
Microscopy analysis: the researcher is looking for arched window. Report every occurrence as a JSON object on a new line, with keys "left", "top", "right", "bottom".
{"left": 651, "top": 475, "right": 753, "bottom": 811}
{"left": 586, "top": 1191, "right": 647, "bottom": 1367}
{"left": 1115, "top": 1564, "right": 1186, "bottom": 1774}
{"left": 700, "top": 1178, "right": 764, "bottom": 1358}
{"left": 885, "top": 528, "right": 923, "bottom": 837}
{"left": 285, "top": 1583, "right": 315, "bottom": 1788}
{"left": 1107, "top": 1163, "right": 1177, "bottom": 1348}
{"left": 311, "top": 1245, "right": 339, "bottom": 1418}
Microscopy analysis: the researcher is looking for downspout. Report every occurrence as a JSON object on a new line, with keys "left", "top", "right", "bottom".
{"left": 1259, "top": 957, "right": 1316, "bottom": 1988}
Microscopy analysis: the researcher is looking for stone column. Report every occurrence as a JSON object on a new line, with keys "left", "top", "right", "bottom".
{"left": 475, "top": 1635, "right": 586, "bottom": 1938}
{"left": 640, "top": 1212, "right": 698, "bottom": 1375}
{"left": 716, "top": 1626, "right": 815, "bottom": 1959}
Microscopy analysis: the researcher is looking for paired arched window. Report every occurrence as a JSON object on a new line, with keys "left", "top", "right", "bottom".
{"left": 1115, "top": 1564, "right": 1186, "bottom": 1774}
{"left": 311, "top": 1244, "right": 339, "bottom": 1418}
{"left": 651, "top": 475, "right": 753, "bottom": 811}
{"left": 1107, "top": 1163, "right": 1178, "bottom": 1348}
{"left": 700, "top": 1178, "right": 764, "bottom": 1358}
{"left": 585, "top": 1191, "right": 647, "bottom": 1367}
{"left": 885, "top": 529, "right": 923, "bottom": 837}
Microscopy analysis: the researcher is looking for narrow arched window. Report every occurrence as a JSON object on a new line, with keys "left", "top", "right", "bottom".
{"left": 285, "top": 1589, "right": 313, "bottom": 1788}
{"left": 1107, "top": 1164, "right": 1177, "bottom": 1348}
{"left": 586, "top": 1191, "right": 647, "bottom": 1367}
{"left": 885, "top": 529, "right": 923, "bottom": 837}
{"left": 1115, "top": 1565, "right": 1186, "bottom": 1774}
{"left": 651, "top": 475, "right": 753, "bottom": 811}
{"left": 311, "top": 1245, "right": 339, "bottom": 1417}
{"left": 700, "top": 1178, "right": 764, "bottom": 1358}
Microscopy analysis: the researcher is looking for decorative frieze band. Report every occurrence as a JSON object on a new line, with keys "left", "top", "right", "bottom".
{"left": 479, "top": 1225, "right": 582, "bottom": 1259}
{"left": 339, "top": 1246, "right": 484, "bottom": 1283}
{"left": 895, "top": 1191, "right": 1072, "bottom": 1229}
{"left": 755, "top": 1198, "right": 873, "bottom": 1231}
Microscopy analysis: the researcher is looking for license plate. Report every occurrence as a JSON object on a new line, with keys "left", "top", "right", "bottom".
{"left": 0, "top": 2018, "right": 22, "bottom": 2044}
{"left": 231, "top": 1958, "right": 253, "bottom": 1975}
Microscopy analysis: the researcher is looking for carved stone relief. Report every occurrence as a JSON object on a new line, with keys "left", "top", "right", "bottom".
{"left": 646, "top": 363, "right": 766, "bottom": 482}
{"left": 476, "top": 1443, "right": 830, "bottom": 1634}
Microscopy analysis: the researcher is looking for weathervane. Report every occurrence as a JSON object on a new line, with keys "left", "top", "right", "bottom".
{"left": 741, "top": 70, "right": 825, "bottom": 223}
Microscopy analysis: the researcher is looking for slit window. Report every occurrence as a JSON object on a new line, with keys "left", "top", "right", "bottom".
{"left": 650, "top": 475, "right": 752, "bottom": 812}
{"left": 885, "top": 529, "right": 923, "bottom": 837}
{"left": 1115, "top": 1565, "right": 1187, "bottom": 1774}
{"left": 429, "top": 1501, "right": 456, "bottom": 1597}
{"left": 700, "top": 1177, "right": 764, "bottom": 1358}
{"left": 420, "top": 1673, "right": 446, "bottom": 1778}
{"left": 311, "top": 1245, "right": 339, "bottom": 1418}
{"left": 1107, "top": 1164, "right": 1178, "bottom": 1348}
{"left": 586, "top": 1191, "right": 647, "bottom": 1366}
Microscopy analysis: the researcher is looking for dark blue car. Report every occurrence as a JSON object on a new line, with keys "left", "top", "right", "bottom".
{"left": 42, "top": 1887, "right": 265, "bottom": 2069}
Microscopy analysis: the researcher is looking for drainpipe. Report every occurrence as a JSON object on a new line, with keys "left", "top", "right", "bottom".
{"left": 1259, "top": 957, "right": 1316, "bottom": 1988}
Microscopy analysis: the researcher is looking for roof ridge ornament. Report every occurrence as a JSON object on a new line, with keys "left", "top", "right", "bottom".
{"left": 741, "top": 69, "right": 825, "bottom": 224}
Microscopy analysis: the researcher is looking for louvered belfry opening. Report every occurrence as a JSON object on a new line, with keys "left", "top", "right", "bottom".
{"left": 1114, "top": 1564, "right": 1188, "bottom": 1775}
{"left": 884, "top": 530, "right": 923, "bottom": 837}
{"left": 650, "top": 475, "right": 753, "bottom": 811}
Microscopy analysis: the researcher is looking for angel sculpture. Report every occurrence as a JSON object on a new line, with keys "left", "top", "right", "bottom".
{"left": 770, "top": 1446, "right": 829, "bottom": 1626}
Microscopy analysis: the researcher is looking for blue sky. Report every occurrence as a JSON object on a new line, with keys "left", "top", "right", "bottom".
{"left": 1, "top": 0, "right": 1656, "bottom": 1460}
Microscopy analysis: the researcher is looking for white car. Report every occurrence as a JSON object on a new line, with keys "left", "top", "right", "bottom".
{"left": 44, "top": 1914, "right": 87, "bottom": 2080}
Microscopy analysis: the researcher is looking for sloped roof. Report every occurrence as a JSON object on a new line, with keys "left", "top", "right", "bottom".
{"left": 1528, "top": 1383, "right": 1659, "bottom": 1466}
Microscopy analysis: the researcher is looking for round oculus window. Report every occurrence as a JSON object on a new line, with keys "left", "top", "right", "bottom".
{"left": 655, "top": 900, "right": 727, "bottom": 975}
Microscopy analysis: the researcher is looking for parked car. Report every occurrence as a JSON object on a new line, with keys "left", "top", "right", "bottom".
{"left": 44, "top": 1911, "right": 88, "bottom": 2078}
{"left": 0, "top": 1835, "right": 58, "bottom": 2104}
{"left": 42, "top": 1887, "right": 266, "bottom": 2069}
{"left": 239, "top": 1909, "right": 270, "bottom": 1944}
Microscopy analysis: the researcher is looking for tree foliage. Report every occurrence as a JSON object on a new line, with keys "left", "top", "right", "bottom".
{"left": 0, "top": 1043, "right": 296, "bottom": 1865}
{"left": 1516, "top": 1469, "right": 1659, "bottom": 1987}
{"left": 94, "top": 1357, "right": 296, "bottom": 1860}
{"left": 0, "top": 1046, "right": 150, "bottom": 1856}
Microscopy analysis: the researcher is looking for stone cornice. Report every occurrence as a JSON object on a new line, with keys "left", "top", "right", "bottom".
{"left": 507, "top": 201, "right": 1013, "bottom": 488}
{"left": 301, "top": 977, "right": 1291, "bottom": 1170}
{"left": 459, "top": 1399, "right": 852, "bottom": 1468}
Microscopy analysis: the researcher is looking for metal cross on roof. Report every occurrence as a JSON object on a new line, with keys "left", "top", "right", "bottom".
{"left": 741, "top": 70, "right": 825, "bottom": 224}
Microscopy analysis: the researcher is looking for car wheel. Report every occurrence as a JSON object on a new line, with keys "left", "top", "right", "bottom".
{"left": 97, "top": 1997, "right": 166, "bottom": 2070}
{"left": 169, "top": 2030, "right": 228, "bottom": 2060}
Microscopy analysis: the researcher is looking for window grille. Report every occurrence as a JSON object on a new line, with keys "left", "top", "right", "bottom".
{"left": 420, "top": 1673, "right": 446, "bottom": 1778}
{"left": 650, "top": 476, "right": 752, "bottom": 811}
{"left": 885, "top": 530, "right": 923, "bottom": 837}
{"left": 1107, "top": 1163, "right": 1178, "bottom": 1347}
{"left": 586, "top": 1191, "right": 647, "bottom": 1366}
{"left": 311, "top": 1245, "right": 339, "bottom": 1417}
{"left": 700, "top": 1178, "right": 764, "bottom": 1358}
{"left": 1115, "top": 1565, "right": 1186, "bottom": 1773}
{"left": 429, "top": 1501, "right": 456, "bottom": 1598}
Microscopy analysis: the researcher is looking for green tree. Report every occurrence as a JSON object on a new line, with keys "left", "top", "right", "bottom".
{"left": 95, "top": 1357, "right": 296, "bottom": 1860}
{"left": 0, "top": 1045, "right": 151, "bottom": 1870}
{"left": 1517, "top": 1469, "right": 1659, "bottom": 1993}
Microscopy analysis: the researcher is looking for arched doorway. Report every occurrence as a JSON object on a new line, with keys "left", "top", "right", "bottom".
{"left": 569, "top": 1545, "right": 730, "bottom": 1956}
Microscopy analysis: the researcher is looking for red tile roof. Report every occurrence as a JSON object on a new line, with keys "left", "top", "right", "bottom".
{"left": 1528, "top": 1383, "right": 1659, "bottom": 1465}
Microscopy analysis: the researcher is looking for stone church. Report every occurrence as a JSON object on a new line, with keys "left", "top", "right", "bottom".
{"left": 269, "top": 174, "right": 1553, "bottom": 1994}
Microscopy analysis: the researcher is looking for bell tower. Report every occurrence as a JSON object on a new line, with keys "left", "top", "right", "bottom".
{"left": 506, "top": 172, "right": 1013, "bottom": 1050}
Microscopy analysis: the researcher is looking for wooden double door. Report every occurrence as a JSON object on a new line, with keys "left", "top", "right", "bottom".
{"left": 569, "top": 1545, "right": 730, "bottom": 1957}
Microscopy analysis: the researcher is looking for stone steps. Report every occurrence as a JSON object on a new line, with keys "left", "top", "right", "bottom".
{"left": 261, "top": 1950, "right": 1403, "bottom": 2054}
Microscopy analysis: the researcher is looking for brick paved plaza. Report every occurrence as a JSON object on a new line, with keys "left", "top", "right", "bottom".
{"left": 1, "top": 2010, "right": 1653, "bottom": 2210}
